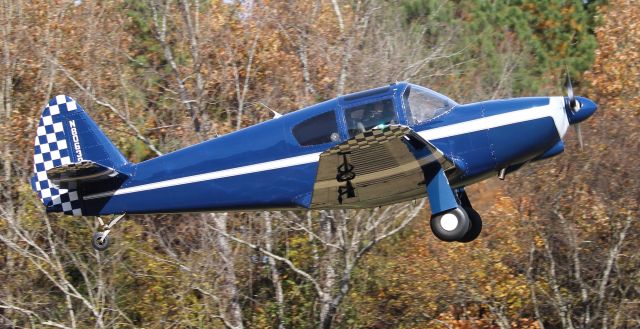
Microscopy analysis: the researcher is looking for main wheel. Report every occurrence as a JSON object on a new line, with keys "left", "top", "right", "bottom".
{"left": 458, "top": 207, "right": 482, "bottom": 243}
{"left": 92, "top": 232, "right": 110, "bottom": 251}
{"left": 430, "top": 207, "right": 470, "bottom": 242}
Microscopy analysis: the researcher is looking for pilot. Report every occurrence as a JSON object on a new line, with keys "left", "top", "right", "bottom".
{"left": 362, "top": 102, "right": 393, "bottom": 129}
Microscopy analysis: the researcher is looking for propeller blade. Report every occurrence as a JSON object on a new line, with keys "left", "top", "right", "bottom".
{"left": 574, "top": 124, "right": 584, "bottom": 150}
{"left": 565, "top": 71, "right": 577, "bottom": 110}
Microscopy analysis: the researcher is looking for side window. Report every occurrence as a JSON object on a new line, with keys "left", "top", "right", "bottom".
{"left": 344, "top": 99, "right": 396, "bottom": 138}
{"left": 292, "top": 111, "right": 340, "bottom": 146}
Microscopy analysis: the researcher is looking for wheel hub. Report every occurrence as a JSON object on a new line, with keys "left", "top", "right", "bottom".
{"left": 440, "top": 213, "right": 459, "bottom": 231}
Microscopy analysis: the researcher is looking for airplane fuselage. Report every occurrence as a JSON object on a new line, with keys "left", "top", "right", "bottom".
{"left": 75, "top": 82, "right": 590, "bottom": 215}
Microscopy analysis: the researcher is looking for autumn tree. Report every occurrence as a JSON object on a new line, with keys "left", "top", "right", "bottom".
{"left": 0, "top": 1, "right": 626, "bottom": 328}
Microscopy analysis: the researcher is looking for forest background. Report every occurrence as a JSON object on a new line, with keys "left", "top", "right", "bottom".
{"left": 1, "top": 0, "right": 639, "bottom": 328}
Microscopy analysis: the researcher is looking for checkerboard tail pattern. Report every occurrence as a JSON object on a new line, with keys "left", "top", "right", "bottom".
{"left": 31, "top": 95, "right": 83, "bottom": 216}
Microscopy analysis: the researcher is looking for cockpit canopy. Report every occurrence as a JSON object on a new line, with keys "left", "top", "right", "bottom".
{"left": 344, "top": 99, "right": 396, "bottom": 138}
{"left": 403, "top": 84, "right": 457, "bottom": 125}
{"left": 289, "top": 82, "right": 458, "bottom": 148}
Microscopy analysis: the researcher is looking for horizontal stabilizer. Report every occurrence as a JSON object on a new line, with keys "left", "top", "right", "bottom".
{"left": 46, "top": 160, "right": 121, "bottom": 185}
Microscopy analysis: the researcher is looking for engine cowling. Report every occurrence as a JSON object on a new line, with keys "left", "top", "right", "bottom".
{"left": 534, "top": 140, "right": 564, "bottom": 161}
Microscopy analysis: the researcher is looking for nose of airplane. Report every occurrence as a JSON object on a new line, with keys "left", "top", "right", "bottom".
{"left": 565, "top": 96, "right": 598, "bottom": 124}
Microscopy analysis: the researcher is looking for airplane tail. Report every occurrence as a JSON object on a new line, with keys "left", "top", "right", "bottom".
{"left": 30, "top": 95, "right": 130, "bottom": 216}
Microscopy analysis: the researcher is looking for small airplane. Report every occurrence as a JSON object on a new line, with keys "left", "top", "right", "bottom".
{"left": 30, "top": 81, "right": 597, "bottom": 250}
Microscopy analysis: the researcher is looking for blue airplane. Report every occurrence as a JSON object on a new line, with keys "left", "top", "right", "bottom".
{"left": 30, "top": 81, "right": 597, "bottom": 250}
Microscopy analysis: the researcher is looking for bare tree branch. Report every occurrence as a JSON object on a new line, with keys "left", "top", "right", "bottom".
{"left": 49, "top": 58, "right": 163, "bottom": 157}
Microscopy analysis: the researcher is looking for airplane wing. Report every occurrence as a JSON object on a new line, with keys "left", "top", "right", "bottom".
{"left": 310, "top": 124, "right": 460, "bottom": 208}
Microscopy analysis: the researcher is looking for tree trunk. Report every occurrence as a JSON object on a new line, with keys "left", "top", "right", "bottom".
{"left": 264, "top": 212, "right": 285, "bottom": 329}
{"left": 212, "top": 213, "right": 244, "bottom": 329}
{"left": 318, "top": 212, "right": 338, "bottom": 329}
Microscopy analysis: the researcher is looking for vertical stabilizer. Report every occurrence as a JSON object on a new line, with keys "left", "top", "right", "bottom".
{"left": 30, "top": 95, "right": 129, "bottom": 215}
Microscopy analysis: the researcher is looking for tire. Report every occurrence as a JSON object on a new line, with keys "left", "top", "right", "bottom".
{"left": 92, "top": 232, "right": 110, "bottom": 251}
{"left": 430, "top": 207, "right": 470, "bottom": 242}
{"left": 458, "top": 207, "right": 482, "bottom": 243}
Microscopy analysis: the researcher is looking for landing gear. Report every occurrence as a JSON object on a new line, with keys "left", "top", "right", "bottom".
{"left": 430, "top": 207, "right": 470, "bottom": 242}
{"left": 456, "top": 188, "right": 482, "bottom": 243}
{"left": 429, "top": 188, "right": 483, "bottom": 243}
{"left": 92, "top": 214, "right": 125, "bottom": 251}
{"left": 92, "top": 232, "right": 110, "bottom": 251}
{"left": 458, "top": 207, "right": 482, "bottom": 243}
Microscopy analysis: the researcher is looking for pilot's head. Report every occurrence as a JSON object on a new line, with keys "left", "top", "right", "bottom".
{"left": 368, "top": 102, "right": 385, "bottom": 120}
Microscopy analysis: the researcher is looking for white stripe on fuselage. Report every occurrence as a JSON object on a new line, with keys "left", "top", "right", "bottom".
{"left": 418, "top": 97, "right": 568, "bottom": 140}
{"left": 83, "top": 97, "right": 567, "bottom": 200}
{"left": 83, "top": 152, "right": 321, "bottom": 200}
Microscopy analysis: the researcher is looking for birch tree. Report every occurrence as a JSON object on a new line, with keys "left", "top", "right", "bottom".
{"left": 215, "top": 202, "right": 424, "bottom": 328}
{"left": 0, "top": 207, "right": 134, "bottom": 328}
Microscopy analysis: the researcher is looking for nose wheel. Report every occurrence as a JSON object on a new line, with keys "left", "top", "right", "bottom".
{"left": 92, "top": 214, "right": 125, "bottom": 251}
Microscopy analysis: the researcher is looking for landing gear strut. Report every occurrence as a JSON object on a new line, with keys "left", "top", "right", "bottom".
{"left": 423, "top": 166, "right": 483, "bottom": 242}
{"left": 456, "top": 188, "right": 482, "bottom": 243}
{"left": 92, "top": 214, "right": 125, "bottom": 251}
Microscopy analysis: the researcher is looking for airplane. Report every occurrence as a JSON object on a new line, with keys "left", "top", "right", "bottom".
{"left": 30, "top": 81, "right": 597, "bottom": 250}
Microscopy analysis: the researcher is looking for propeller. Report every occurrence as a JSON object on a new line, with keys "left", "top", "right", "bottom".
{"left": 565, "top": 72, "right": 584, "bottom": 150}
{"left": 566, "top": 73, "right": 576, "bottom": 109}
{"left": 574, "top": 123, "right": 584, "bottom": 150}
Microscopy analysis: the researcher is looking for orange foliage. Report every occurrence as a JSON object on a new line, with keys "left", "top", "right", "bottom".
{"left": 350, "top": 193, "right": 539, "bottom": 328}
{"left": 585, "top": 0, "right": 640, "bottom": 113}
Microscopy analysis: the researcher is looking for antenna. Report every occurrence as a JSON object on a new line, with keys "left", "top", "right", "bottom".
{"left": 258, "top": 102, "right": 282, "bottom": 119}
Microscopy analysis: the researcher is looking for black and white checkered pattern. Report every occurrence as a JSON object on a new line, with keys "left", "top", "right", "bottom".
{"left": 326, "top": 125, "right": 411, "bottom": 156}
{"left": 30, "top": 95, "right": 83, "bottom": 216}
